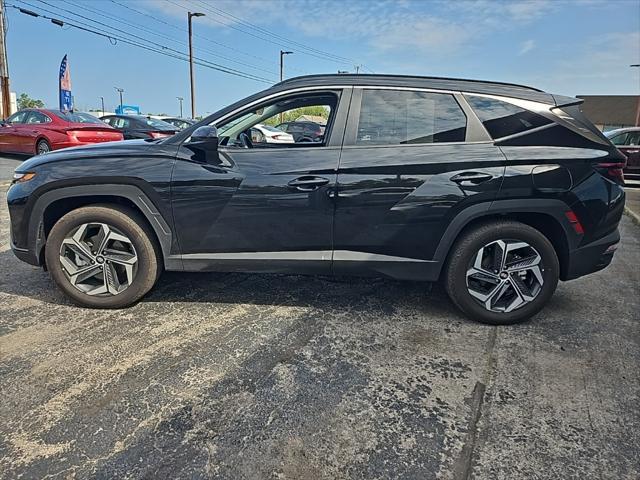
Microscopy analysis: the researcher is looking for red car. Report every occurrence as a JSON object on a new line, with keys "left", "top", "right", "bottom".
{"left": 605, "top": 127, "right": 640, "bottom": 187}
{"left": 0, "top": 109, "right": 123, "bottom": 155}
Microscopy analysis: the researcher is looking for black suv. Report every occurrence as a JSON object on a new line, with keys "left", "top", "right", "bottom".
{"left": 8, "top": 74, "right": 626, "bottom": 324}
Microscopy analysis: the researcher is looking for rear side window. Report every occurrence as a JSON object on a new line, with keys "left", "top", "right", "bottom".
{"left": 25, "top": 112, "right": 51, "bottom": 124}
{"left": 465, "top": 95, "right": 552, "bottom": 139}
{"left": 356, "top": 90, "right": 467, "bottom": 145}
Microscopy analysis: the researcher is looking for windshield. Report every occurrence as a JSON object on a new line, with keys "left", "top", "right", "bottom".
{"left": 52, "top": 111, "right": 104, "bottom": 124}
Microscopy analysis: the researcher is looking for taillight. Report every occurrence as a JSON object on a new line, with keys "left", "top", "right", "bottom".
{"left": 148, "top": 131, "right": 169, "bottom": 139}
{"left": 595, "top": 161, "right": 626, "bottom": 185}
{"left": 66, "top": 130, "right": 80, "bottom": 141}
{"left": 565, "top": 210, "right": 585, "bottom": 235}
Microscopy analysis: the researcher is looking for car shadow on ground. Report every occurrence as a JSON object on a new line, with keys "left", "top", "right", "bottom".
{"left": 0, "top": 248, "right": 466, "bottom": 319}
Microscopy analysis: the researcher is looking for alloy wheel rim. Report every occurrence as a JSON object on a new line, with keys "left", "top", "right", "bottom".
{"left": 466, "top": 239, "right": 544, "bottom": 313}
{"left": 59, "top": 222, "right": 138, "bottom": 296}
{"left": 37, "top": 142, "right": 50, "bottom": 154}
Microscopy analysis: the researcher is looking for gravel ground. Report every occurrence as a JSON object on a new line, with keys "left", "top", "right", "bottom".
{"left": 0, "top": 163, "right": 638, "bottom": 479}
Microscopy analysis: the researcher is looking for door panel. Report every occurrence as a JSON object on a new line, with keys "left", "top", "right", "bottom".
{"left": 334, "top": 143, "right": 506, "bottom": 278}
{"left": 171, "top": 146, "right": 340, "bottom": 273}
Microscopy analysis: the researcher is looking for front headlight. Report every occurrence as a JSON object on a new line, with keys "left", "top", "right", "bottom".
{"left": 12, "top": 172, "right": 36, "bottom": 183}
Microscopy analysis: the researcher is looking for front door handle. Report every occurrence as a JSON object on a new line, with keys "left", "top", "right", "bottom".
{"left": 450, "top": 172, "right": 494, "bottom": 184}
{"left": 288, "top": 176, "right": 330, "bottom": 191}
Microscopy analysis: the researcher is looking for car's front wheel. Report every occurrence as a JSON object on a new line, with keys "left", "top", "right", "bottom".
{"left": 45, "top": 205, "right": 160, "bottom": 308}
{"left": 445, "top": 221, "right": 559, "bottom": 325}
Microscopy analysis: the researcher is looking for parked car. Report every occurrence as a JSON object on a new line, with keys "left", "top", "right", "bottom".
{"left": 605, "top": 127, "right": 639, "bottom": 187}
{"left": 0, "top": 109, "right": 123, "bottom": 155}
{"left": 8, "top": 74, "right": 626, "bottom": 324}
{"left": 100, "top": 115, "right": 177, "bottom": 139}
{"left": 275, "top": 120, "right": 324, "bottom": 142}
{"left": 250, "top": 123, "right": 294, "bottom": 144}
{"left": 159, "top": 117, "right": 196, "bottom": 131}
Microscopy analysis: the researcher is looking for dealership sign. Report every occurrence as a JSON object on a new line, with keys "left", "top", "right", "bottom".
{"left": 59, "top": 54, "right": 73, "bottom": 112}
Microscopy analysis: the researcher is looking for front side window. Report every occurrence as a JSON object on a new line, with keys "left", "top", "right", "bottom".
{"left": 6, "top": 111, "right": 28, "bottom": 124}
{"left": 355, "top": 90, "right": 467, "bottom": 145}
{"left": 465, "top": 95, "right": 552, "bottom": 139}
{"left": 214, "top": 92, "right": 337, "bottom": 148}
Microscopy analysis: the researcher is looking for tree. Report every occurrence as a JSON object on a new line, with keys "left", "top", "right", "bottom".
{"left": 17, "top": 93, "right": 45, "bottom": 110}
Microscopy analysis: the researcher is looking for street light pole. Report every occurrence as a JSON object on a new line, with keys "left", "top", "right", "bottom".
{"left": 279, "top": 50, "right": 293, "bottom": 82}
{"left": 114, "top": 87, "right": 124, "bottom": 112}
{"left": 188, "top": 12, "right": 205, "bottom": 119}
{"left": 631, "top": 64, "right": 640, "bottom": 126}
{"left": 177, "top": 96, "right": 184, "bottom": 118}
{"left": 279, "top": 50, "right": 293, "bottom": 123}
{"left": 100, "top": 96, "right": 104, "bottom": 116}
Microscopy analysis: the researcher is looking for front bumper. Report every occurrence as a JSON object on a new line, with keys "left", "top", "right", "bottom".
{"left": 563, "top": 228, "right": 620, "bottom": 280}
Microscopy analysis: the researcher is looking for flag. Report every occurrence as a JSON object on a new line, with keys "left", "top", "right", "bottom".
{"left": 59, "top": 55, "right": 73, "bottom": 112}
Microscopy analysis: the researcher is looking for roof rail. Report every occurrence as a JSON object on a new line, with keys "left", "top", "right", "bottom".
{"left": 274, "top": 73, "right": 544, "bottom": 93}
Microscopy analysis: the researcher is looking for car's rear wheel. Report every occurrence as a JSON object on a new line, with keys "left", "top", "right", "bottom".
{"left": 45, "top": 205, "right": 160, "bottom": 308}
{"left": 36, "top": 139, "right": 51, "bottom": 155}
{"left": 444, "top": 221, "right": 559, "bottom": 325}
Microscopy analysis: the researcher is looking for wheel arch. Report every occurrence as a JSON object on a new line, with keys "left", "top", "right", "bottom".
{"left": 434, "top": 200, "right": 576, "bottom": 281}
{"left": 30, "top": 185, "right": 177, "bottom": 270}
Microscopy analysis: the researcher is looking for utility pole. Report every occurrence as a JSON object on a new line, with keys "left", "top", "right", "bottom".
{"left": 355, "top": 65, "right": 360, "bottom": 74}
{"left": 188, "top": 11, "right": 205, "bottom": 119}
{"left": 177, "top": 96, "right": 184, "bottom": 118}
{"left": 114, "top": 87, "right": 124, "bottom": 112}
{"left": 100, "top": 96, "right": 105, "bottom": 116}
{"left": 0, "top": 0, "right": 11, "bottom": 119}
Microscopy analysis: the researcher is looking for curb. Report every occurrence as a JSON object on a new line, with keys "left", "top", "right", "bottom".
{"left": 624, "top": 206, "right": 640, "bottom": 226}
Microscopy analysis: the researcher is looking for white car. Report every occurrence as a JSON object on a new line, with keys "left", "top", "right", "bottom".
{"left": 250, "top": 124, "right": 295, "bottom": 144}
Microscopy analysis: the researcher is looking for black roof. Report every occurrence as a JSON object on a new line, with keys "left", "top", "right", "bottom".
{"left": 274, "top": 74, "right": 560, "bottom": 105}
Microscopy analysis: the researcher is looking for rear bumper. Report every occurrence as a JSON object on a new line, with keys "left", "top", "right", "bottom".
{"left": 563, "top": 228, "right": 620, "bottom": 280}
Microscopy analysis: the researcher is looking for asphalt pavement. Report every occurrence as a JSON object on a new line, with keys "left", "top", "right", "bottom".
{"left": 0, "top": 154, "right": 639, "bottom": 479}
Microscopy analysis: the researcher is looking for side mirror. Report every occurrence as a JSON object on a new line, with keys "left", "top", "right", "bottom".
{"left": 190, "top": 125, "right": 218, "bottom": 147}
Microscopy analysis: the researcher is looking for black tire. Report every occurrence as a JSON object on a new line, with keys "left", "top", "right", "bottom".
{"left": 444, "top": 220, "right": 559, "bottom": 325}
{"left": 36, "top": 139, "right": 51, "bottom": 155}
{"left": 45, "top": 205, "right": 160, "bottom": 308}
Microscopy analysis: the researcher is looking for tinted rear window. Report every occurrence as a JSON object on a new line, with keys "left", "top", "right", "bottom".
{"left": 51, "top": 111, "right": 104, "bottom": 124}
{"left": 356, "top": 90, "right": 467, "bottom": 145}
{"left": 465, "top": 95, "right": 552, "bottom": 139}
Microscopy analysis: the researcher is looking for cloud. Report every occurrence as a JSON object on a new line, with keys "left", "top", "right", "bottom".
{"left": 518, "top": 40, "right": 535, "bottom": 56}
{"left": 145, "top": 0, "right": 558, "bottom": 57}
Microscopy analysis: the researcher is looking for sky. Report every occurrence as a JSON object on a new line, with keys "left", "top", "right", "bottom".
{"left": 5, "top": 0, "right": 640, "bottom": 117}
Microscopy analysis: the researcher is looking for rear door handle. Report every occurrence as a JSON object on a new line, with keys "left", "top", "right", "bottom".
{"left": 450, "top": 172, "right": 494, "bottom": 184}
{"left": 288, "top": 176, "right": 330, "bottom": 191}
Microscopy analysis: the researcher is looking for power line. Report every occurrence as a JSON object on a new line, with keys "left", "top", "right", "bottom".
{"left": 8, "top": 2, "right": 274, "bottom": 83}
{"left": 109, "top": 0, "right": 307, "bottom": 75}
{"left": 190, "top": 0, "right": 355, "bottom": 64}
{"left": 21, "top": 0, "right": 276, "bottom": 82}
{"left": 165, "top": 0, "right": 354, "bottom": 67}
{"left": 60, "top": 0, "right": 279, "bottom": 77}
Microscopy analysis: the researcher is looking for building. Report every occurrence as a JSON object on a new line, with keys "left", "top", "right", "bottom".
{"left": 576, "top": 95, "right": 639, "bottom": 132}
